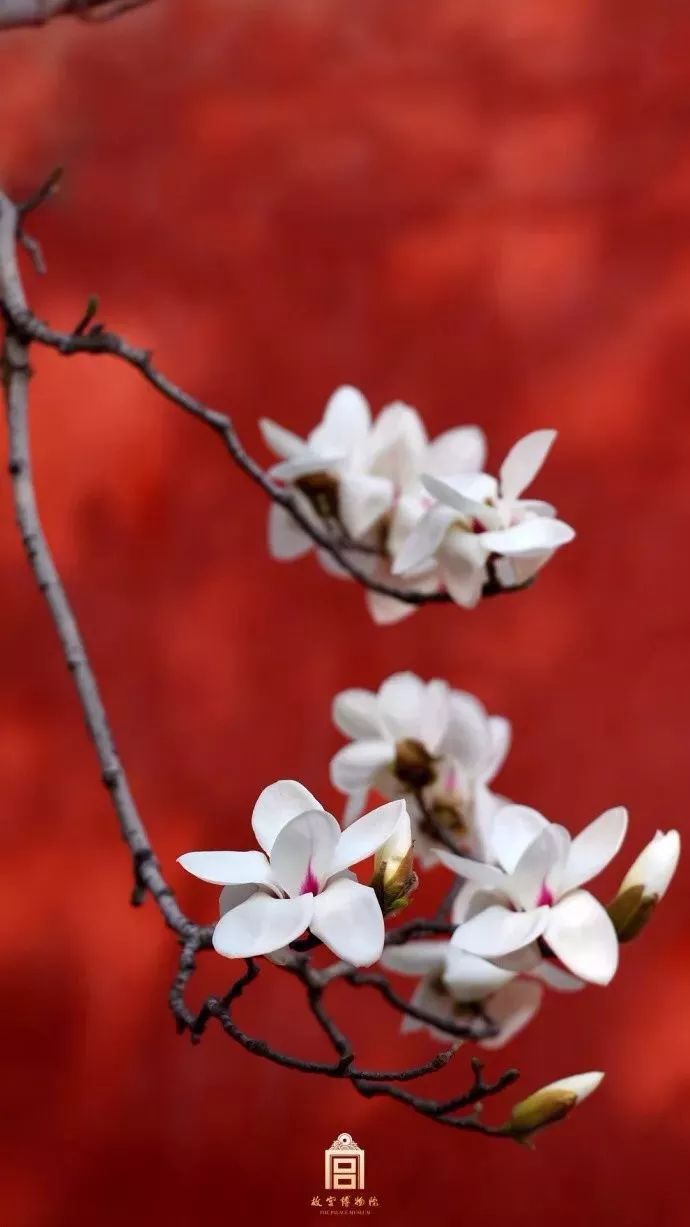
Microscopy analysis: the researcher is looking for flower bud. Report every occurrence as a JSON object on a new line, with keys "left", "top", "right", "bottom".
{"left": 607, "top": 830, "right": 680, "bottom": 942}
{"left": 371, "top": 805, "right": 417, "bottom": 916}
{"left": 507, "top": 1071, "right": 604, "bottom": 1138}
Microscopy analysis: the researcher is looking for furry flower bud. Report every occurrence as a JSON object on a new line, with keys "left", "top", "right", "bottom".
{"left": 608, "top": 830, "right": 680, "bottom": 942}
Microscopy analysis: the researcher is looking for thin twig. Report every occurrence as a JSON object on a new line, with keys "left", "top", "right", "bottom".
{"left": 0, "top": 184, "right": 533, "bottom": 609}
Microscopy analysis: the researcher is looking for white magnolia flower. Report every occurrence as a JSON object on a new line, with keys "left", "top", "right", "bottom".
{"left": 435, "top": 803, "right": 628, "bottom": 985}
{"left": 260, "top": 386, "right": 487, "bottom": 620}
{"left": 329, "top": 672, "right": 510, "bottom": 863}
{"left": 392, "top": 430, "right": 575, "bottom": 608}
{"left": 260, "top": 385, "right": 372, "bottom": 563}
{"left": 355, "top": 414, "right": 486, "bottom": 624}
{"left": 179, "top": 780, "right": 407, "bottom": 966}
{"left": 608, "top": 829, "right": 680, "bottom": 941}
{"left": 509, "top": 1071, "right": 604, "bottom": 1136}
{"left": 381, "top": 931, "right": 543, "bottom": 1048}
{"left": 335, "top": 399, "right": 486, "bottom": 542}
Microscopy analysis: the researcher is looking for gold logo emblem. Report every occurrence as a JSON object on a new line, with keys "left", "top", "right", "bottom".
{"left": 324, "top": 1133, "right": 365, "bottom": 1191}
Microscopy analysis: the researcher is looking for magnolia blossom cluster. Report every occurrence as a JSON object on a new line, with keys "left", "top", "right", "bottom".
{"left": 179, "top": 672, "right": 679, "bottom": 1056}
{"left": 178, "top": 397, "right": 679, "bottom": 1136}
{"left": 383, "top": 808, "right": 678, "bottom": 1049}
{"left": 260, "top": 386, "right": 575, "bottom": 623}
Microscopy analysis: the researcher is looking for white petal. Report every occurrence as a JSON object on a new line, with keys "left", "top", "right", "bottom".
{"left": 543, "top": 824, "right": 572, "bottom": 897}
{"left": 392, "top": 505, "right": 455, "bottom": 575}
{"left": 270, "top": 450, "right": 344, "bottom": 481}
{"left": 454, "top": 905, "right": 549, "bottom": 958}
{"left": 422, "top": 472, "right": 500, "bottom": 524}
{"left": 401, "top": 976, "right": 455, "bottom": 1039}
{"left": 545, "top": 892, "right": 619, "bottom": 985}
{"left": 212, "top": 891, "right": 314, "bottom": 957}
{"left": 365, "top": 587, "right": 418, "bottom": 625}
{"left": 442, "top": 947, "right": 516, "bottom": 1002}
{"left": 177, "top": 849, "right": 272, "bottom": 887}
{"left": 259, "top": 417, "right": 307, "bottom": 460}
{"left": 375, "top": 805, "right": 412, "bottom": 870}
{"left": 440, "top": 533, "right": 487, "bottom": 608}
{"left": 535, "top": 1071, "right": 604, "bottom": 1104}
{"left": 419, "top": 679, "right": 451, "bottom": 752}
{"left": 267, "top": 503, "right": 313, "bottom": 560}
{"left": 435, "top": 848, "right": 507, "bottom": 892}
{"left": 308, "top": 385, "right": 371, "bottom": 454}
{"left": 492, "top": 551, "right": 554, "bottom": 588}
{"left": 331, "top": 798, "right": 407, "bottom": 874}
{"left": 380, "top": 940, "right": 449, "bottom": 976}
{"left": 377, "top": 672, "right": 427, "bottom": 742}
{"left": 480, "top": 979, "right": 542, "bottom": 1050}
{"left": 519, "top": 499, "right": 557, "bottom": 517}
{"left": 493, "top": 943, "right": 542, "bottom": 975}
{"left": 330, "top": 740, "right": 392, "bottom": 794}
{"left": 425, "top": 426, "right": 487, "bottom": 477}
{"left": 471, "top": 785, "right": 506, "bottom": 862}
{"left": 480, "top": 518, "right": 575, "bottom": 557}
{"left": 367, "top": 402, "right": 428, "bottom": 488}
{"left": 484, "top": 717, "right": 512, "bottom": 780}
{"left": 530, "top": 962, "right": 585, "bottom": 992}
{"left": 441, "top": 691, "right": 492, "bottom": 773}
{"left": 450, "top": 881, "right": 496, "bottom": 924}
{"left": 311, "top": 879, "right": 384, "bottom": 965}
{"left": 510, "top": 828, "right": 563, "bottom": 910}
{"left": 365, "top": 557, "right": 440, "bottom": 624}
{"left": 219, "top": 882, "right": 260, "bottom": 915}
{"left": 338, "top": 473, "right": 394, "bottom": 540}
{"left": 343, "top": 788, "right": 369, "bottom": 825}
{"left": 387, "top": 493, "right": 427, "bottom": 557}
{"left": 332, "top": 688, "right": 381, "bottom": 740}
{"left": 558, "top": 806, "right": 628, "bottom": 897}
{"left": 269, "top": 810, "right": 341, "bottom": 896}
{"left": 618, "top": 829, "right": 681, "bottom": 900}
{"left": 489, "top": 805, "right": 550, "bottom": 874}
{"left": 499, "top": 429, "right": 557, "bottom": 502}
{"left": 251, "top": 780, "right": 323, "bottom": 854}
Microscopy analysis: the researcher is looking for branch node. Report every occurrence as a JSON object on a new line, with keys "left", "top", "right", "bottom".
{"left": 73, "top": 295, "right": 100, "bottom": 336}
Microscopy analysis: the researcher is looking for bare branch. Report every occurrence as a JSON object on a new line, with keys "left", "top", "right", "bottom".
{"left": 0, "top": 185, "right": 533, "bottom": 610}
{"left": 0, "top": 0, "right": 152, "bottom": 31}
{"left": 0, "top": 181, "right": 524, "bottom": 1139}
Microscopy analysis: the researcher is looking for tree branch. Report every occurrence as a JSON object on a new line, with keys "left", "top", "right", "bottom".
{"left": 0, "top": 180, "right": 525, "bottom": 1140}
{"left": 0, "top": 0, "right": 152, "bottom": 30}
{"left": 0, "top": 179, "right": 533, "bottom": 610}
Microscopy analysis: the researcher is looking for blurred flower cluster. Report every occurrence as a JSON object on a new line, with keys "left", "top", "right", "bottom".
{"left": 260, "top": 386, "right": 575, "bottom": 622}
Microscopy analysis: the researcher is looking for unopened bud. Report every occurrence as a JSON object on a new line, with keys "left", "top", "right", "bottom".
{"left": 608, "top": 830, "right": 680, "bottom": 942}
{"left": 371, "top": 805, "right": 417, "bottom": 916}
{"left": 507, "top": 1072, "right": 604, "bottom": 1138}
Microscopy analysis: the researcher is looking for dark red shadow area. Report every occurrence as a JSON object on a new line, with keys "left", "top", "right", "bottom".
{"left": 1, "top": 2, "right": 690, "bottom": 1224}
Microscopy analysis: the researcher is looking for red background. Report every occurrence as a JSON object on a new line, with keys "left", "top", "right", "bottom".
{"left": 2, "top": 3, "right": 690, "bottom": 1224}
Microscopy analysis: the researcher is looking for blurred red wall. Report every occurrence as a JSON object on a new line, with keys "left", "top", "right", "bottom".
{"left": 2, "top": 2, "right": 690, "bottom": 1224}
